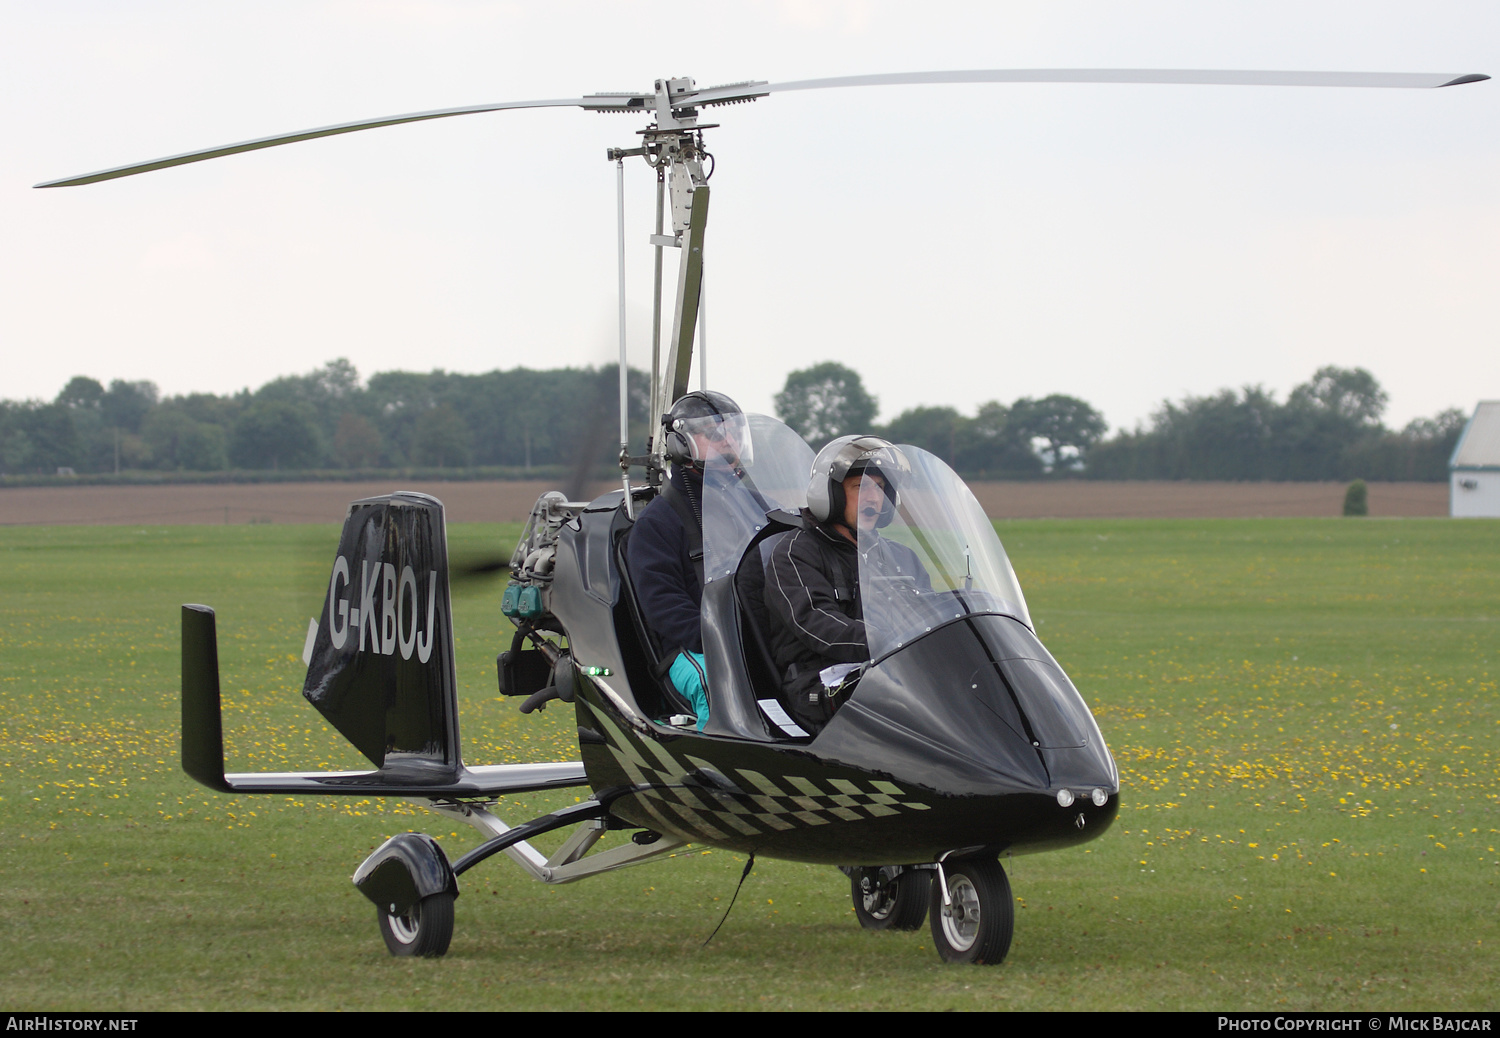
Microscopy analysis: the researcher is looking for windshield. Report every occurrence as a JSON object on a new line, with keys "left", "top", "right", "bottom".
{"left": 700, "top": 414, "right": 815, "bottom": 584}
{"left": 856, "top": 445, "right": 1030, "bottom": 659}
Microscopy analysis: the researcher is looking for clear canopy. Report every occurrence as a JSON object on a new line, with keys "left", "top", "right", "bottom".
{"left": 699, "top": 413, "right": 815, "bottom": 585}
{"left": 699, "top": 428, "right": 1028, "bottom": 672}
{"left": 856, "top": 445, "right": 1031, "bottom": 659}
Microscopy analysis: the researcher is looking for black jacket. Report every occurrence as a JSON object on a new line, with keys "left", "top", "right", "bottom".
{"left": 764, "top": 517, "right": 928, "bottom": 715}
{"left": 626, "top": 466, "right": 704, "bottom": 657}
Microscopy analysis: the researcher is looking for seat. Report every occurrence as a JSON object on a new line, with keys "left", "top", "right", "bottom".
{"left": 735, "top": 531, "right": 790, "bottom": 700}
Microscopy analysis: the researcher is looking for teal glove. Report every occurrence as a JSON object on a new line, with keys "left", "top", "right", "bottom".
{"left": 668, "top": 651, "right": 709, "bottom": 731}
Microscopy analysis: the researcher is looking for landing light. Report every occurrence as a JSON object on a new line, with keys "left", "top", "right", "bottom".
{"left": 1055, "top": 789, "right": 1074, "bottom": 808}
{"left": 1091, "top": 788, "right": 1109, "bottom": 807}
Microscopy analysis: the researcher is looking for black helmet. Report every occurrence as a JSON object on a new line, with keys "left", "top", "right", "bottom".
{"left": 661, "top": 390, "right": 751, "bottom": 469}
{"left": 805, "top": 435, "right": 908, "bottom": 529}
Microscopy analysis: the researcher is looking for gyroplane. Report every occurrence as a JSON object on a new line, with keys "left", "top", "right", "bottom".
{"left": 39, "top": 66, "right": 1487, "bottom": 964}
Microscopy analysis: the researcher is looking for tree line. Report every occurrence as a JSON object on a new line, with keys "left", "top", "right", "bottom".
{"left": 1, "top": 360, "right": 649, "bottom": 477}
{"left": 2, "top": 358, "right": 1466, "bottom": 482}
{"left": 772, "top": 361, "right": 1465, "bottom": 482}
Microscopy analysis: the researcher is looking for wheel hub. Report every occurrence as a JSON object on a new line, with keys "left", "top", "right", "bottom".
{"left": 857, "top": 869, "right": 898, "bottom": 919}
{"left": 387, "top": 906, "right": 420, "bottom": 944}
{"left": 939, "top": 875, "right": 981, "bottom": 951}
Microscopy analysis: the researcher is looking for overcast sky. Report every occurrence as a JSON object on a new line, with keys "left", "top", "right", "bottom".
{"left": 5, "top": 1, "right": 1497, "bottom": 433}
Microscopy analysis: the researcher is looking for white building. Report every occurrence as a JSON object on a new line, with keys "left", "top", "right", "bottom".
{"left": 1450, "top": 401, "right": 1500, "bottom": 518}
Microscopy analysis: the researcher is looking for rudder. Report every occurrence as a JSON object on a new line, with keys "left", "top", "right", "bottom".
{"left": 302, "top": 491, "right": 460, "bottom": 774}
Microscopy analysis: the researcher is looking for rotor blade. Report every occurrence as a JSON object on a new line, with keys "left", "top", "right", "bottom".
{"left": 38, "top": 68, "right": 1487, "bottom": 187}
{"left": 691, "top": 69, "right": 1488, "bottom": 106}
{"left": 35, "top": 93, "right": 649, "bottom": 188}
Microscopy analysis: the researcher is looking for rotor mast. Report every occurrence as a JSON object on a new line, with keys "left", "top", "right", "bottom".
{"left": 608, "top": 76, "right": 721, "bottom": 484}
{"left": 649, "top": 78, "right": 713, "bottom": 412}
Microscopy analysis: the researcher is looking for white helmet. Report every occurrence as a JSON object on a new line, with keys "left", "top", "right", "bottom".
{"left": 805, "top": 435, "right": 908, "bottom": 529}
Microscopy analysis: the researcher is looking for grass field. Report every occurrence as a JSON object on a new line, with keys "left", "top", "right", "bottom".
{"left": 2, "top": 518, "right": 1496, "bottom": 1011}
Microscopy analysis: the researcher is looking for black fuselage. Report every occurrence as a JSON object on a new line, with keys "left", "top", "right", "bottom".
{"left": 553, "top": 494, "right": 1119, "bottom": 866}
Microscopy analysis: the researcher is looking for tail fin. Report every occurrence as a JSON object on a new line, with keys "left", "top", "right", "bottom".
{"left": 180, "top": 491, "right": 590, "bottom": 798}
{"left": 182, "top": 603, "right": 232, "bottom": 792}
{"left": 302, "top": 491, "right": 460, "bottom": 773}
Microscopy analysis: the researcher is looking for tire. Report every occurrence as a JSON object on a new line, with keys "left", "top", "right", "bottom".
{"left": 929, "top": 859, "right": 1013, "bottom": 965}
{"left": 377, "top": 891, "right": 455, "bottom": 958}
{"left": 851, "top": 867, "right": 930, "bottom": 931}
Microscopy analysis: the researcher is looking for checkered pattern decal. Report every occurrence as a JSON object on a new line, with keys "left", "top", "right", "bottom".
{"left": 587, "top": 689, "right": 931, "bottom": 842}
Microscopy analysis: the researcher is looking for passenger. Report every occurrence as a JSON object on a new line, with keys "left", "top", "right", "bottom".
{"left": 765, "top": 436, "right": 929, "bottom": 732}
{"left": 627, "top": 391, "right": 749, "bottom": 729}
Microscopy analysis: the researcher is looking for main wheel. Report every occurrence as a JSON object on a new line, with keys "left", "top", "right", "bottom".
{"left": 851, "top": 867, "right": 930, "bottom": 931}
{"left": 929, "top": 859, "right": 1013, "bottom": 965}
{"left": 377, "top": 891, "right": 455, "bottom": 958}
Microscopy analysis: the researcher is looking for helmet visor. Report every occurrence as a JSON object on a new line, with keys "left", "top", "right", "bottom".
{"left": 678, "top": 411, "right": 753, "bottom": 469}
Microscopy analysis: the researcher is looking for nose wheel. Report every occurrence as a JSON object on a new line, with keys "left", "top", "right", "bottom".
{"left": 377, "top": 891, "right": 455, "bottom": 957}
{"left": 930, "top": 859, "right": 1013, "bottom": 964}
{"left": 850, "top": 866, "right": 931, "bottom": 931}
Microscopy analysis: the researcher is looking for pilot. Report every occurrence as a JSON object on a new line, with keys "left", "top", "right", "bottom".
{"left": 627, "top": 390, "right": 749, "bottom": 730}
{"left": 765, "top": 435, "right": 928, "bottom": 732}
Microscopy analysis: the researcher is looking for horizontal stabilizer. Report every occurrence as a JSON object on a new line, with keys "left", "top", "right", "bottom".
{"left": 218, "top": 761, "right": 589, "bottom": 797}
{"left": 181, "top": 602, "right": 587, "bottom": 797}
